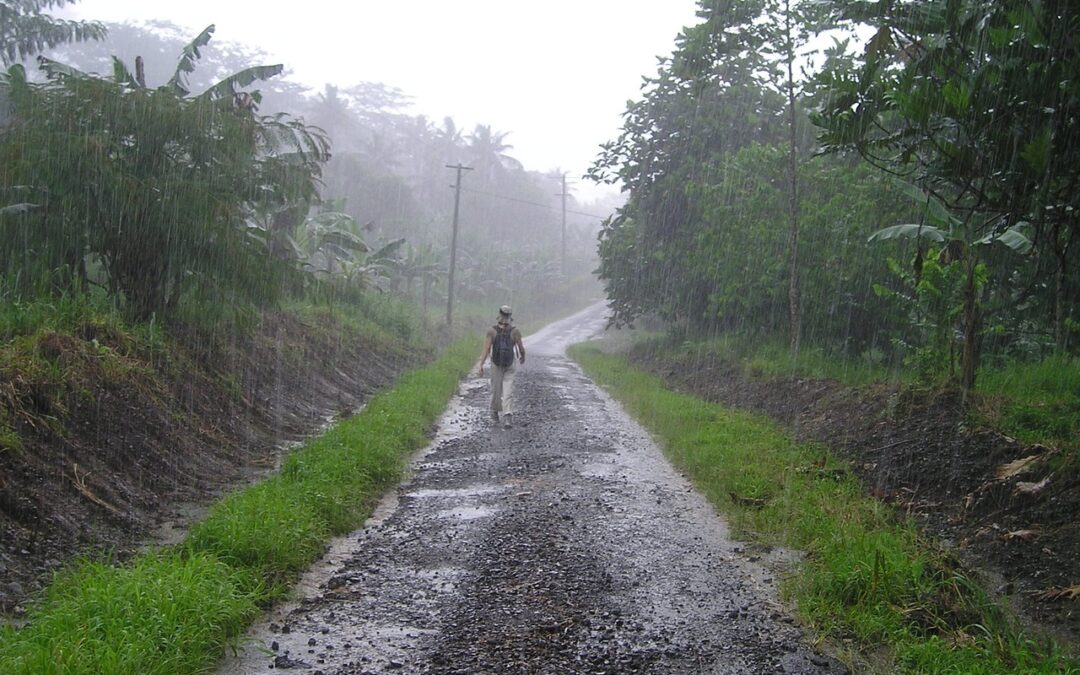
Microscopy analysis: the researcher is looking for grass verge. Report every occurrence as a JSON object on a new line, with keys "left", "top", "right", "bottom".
{"left": 569, "top": 342, "right": 1073, "bottom": 674}
{"left": 0, "top": 338, "right": 478, "bottom": 674}
{"left": 974, "top": 354, "right": 1080, "bottom": 460}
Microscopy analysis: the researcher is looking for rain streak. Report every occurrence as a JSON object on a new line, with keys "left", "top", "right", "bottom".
{"left": 0, "top": 1, "right": 1076, "bottom": 674}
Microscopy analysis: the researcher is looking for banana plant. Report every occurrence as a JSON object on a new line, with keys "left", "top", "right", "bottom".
{"left": 340, "top": 238, "right": 406, "bottom": 293}
{"left": 292, "top": 210, "right": 405, "bottom": 293}
{"left": 867, "top": 181, "right": 1032, "bottom": 256}
{"left": 2, "top": 25, "right": 329, "bottom": 318}
{"left": 868, "top": 180, "right": 1032, "bottom": 393}
{"left": 293, "top": 211, "right": 371, "bottom": 276}
{"left": 389, "top": 242, "right": 443, "bottom": 296}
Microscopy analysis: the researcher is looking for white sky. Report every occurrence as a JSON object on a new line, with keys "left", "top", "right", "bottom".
{"left": 60, "top": 1, "right": 702, "bottom": 203}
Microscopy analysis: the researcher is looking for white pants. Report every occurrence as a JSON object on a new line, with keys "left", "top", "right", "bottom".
{"left": 490, "top": 364, "right": 515, "bottom": 420}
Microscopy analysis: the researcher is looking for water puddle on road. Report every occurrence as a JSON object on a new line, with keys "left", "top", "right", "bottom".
{"left": 407, "top": 485, "right": 503, "bottom": 500}
{"left": 436, "top": 504, "right": 497, "bottom": 521}
{"left": 579, "top": 461, "right": 617, "bottom": 478}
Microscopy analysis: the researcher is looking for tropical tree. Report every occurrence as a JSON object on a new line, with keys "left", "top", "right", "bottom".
{"left": 813, "top": 0, "right": 1080, "bottom": 387}
{"left": 307, "top": 84, "right": 364, "bottom": 153}
{"left": 0, "top": 25, "right": 329, "bottom": 318}
{"left": 590, "top": 0, "right": 786, "bottom": 329}
{"left": 466, "top": 124, "right": 522, "bottom": 185}
{"left": 0, "top": 0, "right": 105, "bottom": 66}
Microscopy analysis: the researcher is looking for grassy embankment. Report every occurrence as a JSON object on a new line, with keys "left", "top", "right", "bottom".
{"left": 569, "top": 342, "right": 1074, "bottom": 674}
{"left": 0, "top": 293, "right": 478, "bottom": 674}
{"left": 636, "top": 332, "right": 1079, "bottom": 462}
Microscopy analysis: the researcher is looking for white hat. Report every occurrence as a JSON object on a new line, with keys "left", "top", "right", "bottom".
{"left": 499, "top": 305, "right": 512, "bottom": 316}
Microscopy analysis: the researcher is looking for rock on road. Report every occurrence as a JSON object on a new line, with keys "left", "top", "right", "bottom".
{"left": 218, "top": 304, "right": 844, "bottom": 674}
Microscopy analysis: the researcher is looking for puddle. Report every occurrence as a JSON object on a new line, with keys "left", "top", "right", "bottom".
{"left": 579, "top": 462, "right": 616, "bottom": 478}
{"left": 406, "top": 485, "right": 503, "bottom": 500}
{"left": 437, "top": 505, "right": 497, "bottom": 521}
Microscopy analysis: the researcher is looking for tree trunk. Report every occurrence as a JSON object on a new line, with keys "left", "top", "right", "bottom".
{"left": 422, "top": 277, "right": 430, "bottom": 320}
{"left": 784, "top": 2, "right": 801, "bottom": 358}
{"left": 960, "top": 256, "right": 980, "bottom": 397}
{"left": 1054, "top": 235, "right": 1067, "bottom": 352}
{"left": 1056, "top": 260, "right": 1065, "bottom": 353}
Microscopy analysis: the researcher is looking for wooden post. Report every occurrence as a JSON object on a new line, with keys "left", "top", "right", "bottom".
{"left": 446, "top": 163, "right": 473, "bottom": 326}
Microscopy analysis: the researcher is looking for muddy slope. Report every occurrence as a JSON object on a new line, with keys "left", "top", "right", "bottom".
{"left": 0, "top": 313, "right": 407, "bottom": 612}
{"left": 630, "top": 347, "right": 1079, "bottom": 648}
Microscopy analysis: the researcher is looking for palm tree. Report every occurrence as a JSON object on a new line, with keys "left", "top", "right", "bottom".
{"left": 466, "top": 124, "right": 522, "bottom": 185}
{"left": 436, "top": 116, "right": 464, "bottom": 164}
{"left": 307, "top": 84, "right": 362, "bottom": 152}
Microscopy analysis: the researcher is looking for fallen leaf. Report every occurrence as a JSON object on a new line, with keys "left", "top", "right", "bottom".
{"left": 1014, "top": 476, "right": 1051, "bottom": 496}
{"left": 1002, "top": 529, "right": 1040, "bottom": 542}
{"left": 995, "top": 454, "right": 1043, "bottom": 480}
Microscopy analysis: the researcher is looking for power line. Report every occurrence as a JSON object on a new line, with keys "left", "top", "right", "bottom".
{"left": 459, "top": 186, "right": 612, "bottom": 220}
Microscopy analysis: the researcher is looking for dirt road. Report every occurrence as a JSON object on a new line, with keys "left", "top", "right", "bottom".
{"left": 218, "top": 305, "right": 844, "bottom": 674}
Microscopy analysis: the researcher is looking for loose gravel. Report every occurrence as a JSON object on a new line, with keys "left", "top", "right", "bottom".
{"left": 218, "top": 306, "right": 845, "bottom": 674}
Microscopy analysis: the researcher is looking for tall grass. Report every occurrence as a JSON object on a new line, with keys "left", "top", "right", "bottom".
{"left": 0, "top": 338, "right": 478, "bottom": 674}
{"left": 976, "top": 355, "right": 1080, "bottom": 455}
{"left": 288, "top": 292, "right": 427, "bottom": 348}
{"left": 0, "top": 290, "right": 165, "bottom": 351}
{"left": 570, "top": 343, "right": 1072, "bottom": 673}
{"left": 630, "top": 331, "right": 898, "bottom": 388}
{"left": 0, "top": 553, "right": 261, "bottom": 674}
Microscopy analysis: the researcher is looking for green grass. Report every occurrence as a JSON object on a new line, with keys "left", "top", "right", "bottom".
{"left": 0, "top": 337, "right": 478, "bottom": 674}
{"left": 0, "top": 552, "right": 261, "bottom": 674}
{"left": 0, "top": 290, "right": 168, "bottom": 355}
{"left": 287, "top": 292, "right": 426, "bottom": 349}
{"left": 569, "top": 342, "right": 1073, "bottom": 674}
{"left": 637, "top": 331, "right": 1078, "bottom": 461}
{"left": 630, "top": 332, "right": 899, "bottom": 388}
{"left": 975, "top": 355, "right": 1080, "bottom": 456}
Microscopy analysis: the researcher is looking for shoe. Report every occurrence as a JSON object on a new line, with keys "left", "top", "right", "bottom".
{"left": 502, "top": 414, "right": 513, "bottom": 429}
{"left": 491, "top": 411, "right": 500, "bottom": 422}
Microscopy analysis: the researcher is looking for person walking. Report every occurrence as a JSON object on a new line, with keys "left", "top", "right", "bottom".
{"left": 479, "top": 305, "right": 525, "bottom": 428}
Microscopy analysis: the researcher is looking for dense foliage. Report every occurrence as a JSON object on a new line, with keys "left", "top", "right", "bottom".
{"left": 591, "top": 0, "right": 1079, "bottom": 389}
{"left": 1, "top": 17, "right": 606, "bottom": 328}
{"left": 0, "top": 26, "right": 328, "bottom": 320}
{"left": 0, "top": 0, "right": 105, "bottom": 65}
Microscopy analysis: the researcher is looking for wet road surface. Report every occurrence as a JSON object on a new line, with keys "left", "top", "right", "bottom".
{"left": 218, "top": 304, "right": 844, "bottom": 674}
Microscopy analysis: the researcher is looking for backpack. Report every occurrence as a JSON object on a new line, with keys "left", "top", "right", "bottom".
{"left": 491, "top": 324, "right": 516, "bottom": 368}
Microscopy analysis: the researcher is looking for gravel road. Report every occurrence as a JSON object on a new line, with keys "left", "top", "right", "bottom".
{"left": 218, "top": 304, "right": 845, "bottom": 674}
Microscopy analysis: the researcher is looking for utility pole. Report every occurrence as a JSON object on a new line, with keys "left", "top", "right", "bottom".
{"left": 555, "top": 173, "right": 570, "bottom": 276}
{"left": 446, "top": 163, "right": 473, "bottom": 326}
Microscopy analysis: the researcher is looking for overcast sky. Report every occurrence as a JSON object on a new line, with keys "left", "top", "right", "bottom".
{"left": 60, "top": 1, "right": 702, "bottom": 202}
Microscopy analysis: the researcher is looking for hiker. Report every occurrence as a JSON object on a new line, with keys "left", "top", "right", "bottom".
{"left": 478, "top": 305, "right": 525, "bottom": 428}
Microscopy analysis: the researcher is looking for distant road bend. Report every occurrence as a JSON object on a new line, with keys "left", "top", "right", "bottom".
{"left": 219, "top": 304, "right": 844, "bottom": 674}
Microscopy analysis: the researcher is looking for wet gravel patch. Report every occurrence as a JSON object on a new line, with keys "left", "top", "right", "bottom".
{"left": 219, "top": 308, "right": 845, "bottom": 674}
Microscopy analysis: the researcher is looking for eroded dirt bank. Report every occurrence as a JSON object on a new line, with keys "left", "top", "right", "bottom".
{"left": 220, "top": 307, "right": 843, "bottom": 674}
{"left": 0, "top": 313, "right": 407, "bottom": 613}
